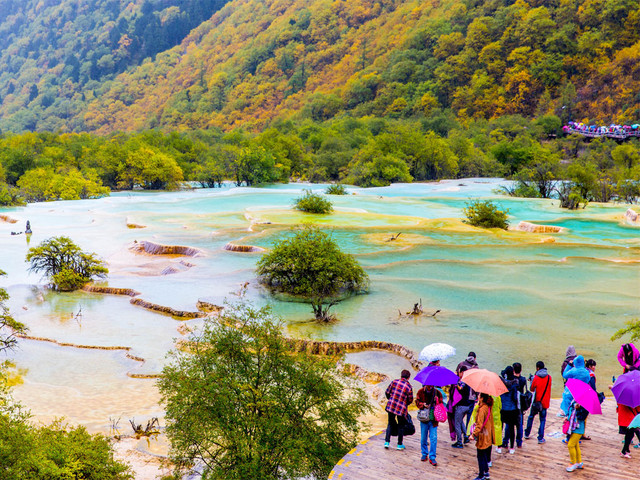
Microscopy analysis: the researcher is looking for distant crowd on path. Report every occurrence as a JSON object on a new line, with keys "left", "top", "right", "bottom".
{"left": 383, "top": 343, "right": 640, "bottom": 480}
{"left": 563, "top": 121, "right": 640, "bottom": 139}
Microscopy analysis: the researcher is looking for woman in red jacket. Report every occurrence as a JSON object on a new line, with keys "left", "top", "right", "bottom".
{"left": 617, "top": 403, "right": 640, "bottom": 458}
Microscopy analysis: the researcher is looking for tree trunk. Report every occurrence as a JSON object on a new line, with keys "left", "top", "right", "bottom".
{"left": 312, "top": 300, "right": 337, "bottom": 322}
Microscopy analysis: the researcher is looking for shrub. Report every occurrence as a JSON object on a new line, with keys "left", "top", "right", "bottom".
{"left": 293, "top": 189, "right": 333, "bottom": 214}
{"left": 26, "top": 236, "right": 108, "bottom": 291}
{"left": 463, "top": 200, "right": 509, "bottom": 229}
{"left": 325, "top": 184, "right": 347, "bottom": 195}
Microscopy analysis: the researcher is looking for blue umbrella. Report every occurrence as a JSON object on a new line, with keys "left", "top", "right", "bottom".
{"left": 414, "top": 365, "right": 459, "bottom": 386}
{"left": 629, "top": 413, "right": 640, "bottom": 429}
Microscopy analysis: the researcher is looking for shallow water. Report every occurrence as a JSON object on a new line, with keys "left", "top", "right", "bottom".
{"left": 1, "top": 178, "right": 638, "bottom": 431}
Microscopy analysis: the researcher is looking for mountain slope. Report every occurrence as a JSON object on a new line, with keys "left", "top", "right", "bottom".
{"left": 2, "top": 0, "right": 639, "bottom": 134}
{"left": 0, "top": 0, "right": 230, "bottom": 133}
{"left": 80, "top": 0, "right": 640, "bottom": 133}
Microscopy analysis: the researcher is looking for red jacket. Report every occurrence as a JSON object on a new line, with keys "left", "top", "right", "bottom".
{"left": 531, "top": 373, "right": 552, "bottom": 409}
{"left": 617, "top": 404, "right": 640, "bottom": 427}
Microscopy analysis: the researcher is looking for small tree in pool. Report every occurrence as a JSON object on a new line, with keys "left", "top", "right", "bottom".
{"left": 463, "top": 200, "right": 509, "bottom": 230}
{"left": 293, "top": 189, "right": 333, "bottom": 214}
{"left": 26, "top": 236, "right": 108, "bottom": 291}
{"left": 256, "top": 227, "right": 368, "bottom": 321}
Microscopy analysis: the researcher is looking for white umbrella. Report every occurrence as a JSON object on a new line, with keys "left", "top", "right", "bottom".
{"left": 418, "top": 343, "right": 456, "bottom": 363}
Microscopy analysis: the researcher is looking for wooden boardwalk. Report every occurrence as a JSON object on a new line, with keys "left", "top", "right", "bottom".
{"left": 330, "top": 399, "right": 640, "bottom": 480}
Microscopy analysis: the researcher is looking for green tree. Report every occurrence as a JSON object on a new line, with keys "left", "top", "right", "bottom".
{"left": 612, "top": 318, "right": 640, "bottom": 343}
{"left": 26, "top": 237, "right": 108, "bottom": 291}
{"left": 293, "top": 189, "right": 333, "bottom": 214}
{"left": 0, "top": 270, "right": 26, "bottom": 352}
{"left": 463, "top": 200, "right": 510, "bottom": 229}
{"left": 256, "top": 228, "right": 368, "bottom": 321}
{"left": 157, "top": 301, "right": 369, "bottom": 480}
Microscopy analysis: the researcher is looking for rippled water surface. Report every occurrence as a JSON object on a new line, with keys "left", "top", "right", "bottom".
{"left": 1, "top": 179, "right": 638, "bottom": 431}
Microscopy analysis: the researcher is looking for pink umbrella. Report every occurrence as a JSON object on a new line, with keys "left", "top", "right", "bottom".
{"left": 566, "top": 378, "right": 602, "bottom": 415}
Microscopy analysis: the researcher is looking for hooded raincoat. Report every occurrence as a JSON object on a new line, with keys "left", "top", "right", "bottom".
{"left": 560, "top": 355, "right": 590, "bottom": 414}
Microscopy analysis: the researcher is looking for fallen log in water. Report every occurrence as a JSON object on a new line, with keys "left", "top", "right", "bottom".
{"left": 130, "top": 240, "right": 202, "bottom": 257}
{"left": 82, "top": 285, "right": 141, "bottom": 297}
{"left": 223, "top": 243, "right": 265, "bottom": 253}
{"left": 129, "top": 297, "right": 207, "bottom": 319}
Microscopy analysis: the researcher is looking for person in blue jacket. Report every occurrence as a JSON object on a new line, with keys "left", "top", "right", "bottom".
{"left": 560, "top": 355, "right": 590, "bottom": 415}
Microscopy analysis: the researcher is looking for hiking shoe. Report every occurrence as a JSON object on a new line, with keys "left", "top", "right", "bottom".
{"left": 620, "top": 452, "right": 631, "bottom": 458}
{"left": 464, "top": 436, "right": 471, "bottom": 444}
{"left": 509, "top": 448, "right": 515, "bottom": 454}
{"left": 524, "top": 435, "right": 531, "bottom": 440}
{"left": 451, "top": 442, "right": 464, "bottom": 449}
{"left": 581, "top": 435, "right": 591, "bottom": 441}
{"left": 384, "top": 442, "right": 389, "bottom": 449}
{"left": 575, "top": 463, "right": 583, "bottom": 469}
{"left": 538, "top": 438, "right": 546, "bottom": 444}
{"left": 429, "top": 458, "right": 437, "bottom": 466}
{"left": 488, "top": 461, "right": 492, "bottom": 467}
{"left": 634, "top": 444, "right": 640, "bottom": 449}
{"left": 495, "top": 447, "right": 503, "bottom": 454}
{"left": 421, "top": 456, "right": 427, "bottom": 461}
{"left": 397, "top": 444, "right": 405, "bottom": 451}
{"left": 484, "top": 474, "right": 491, "bottom": 479}
{"left": 566, "top": 464, "right": 577, "bottom": 472}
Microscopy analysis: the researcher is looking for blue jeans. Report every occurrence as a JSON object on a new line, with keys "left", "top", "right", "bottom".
{"left": 525, "top": 407, "right": 547, "bottom": 441}
{"left": 516, "top": 411, "right": 523, "bottom": 447}
{"left": 420, "top": 420, "right": 438, "bottom": 460}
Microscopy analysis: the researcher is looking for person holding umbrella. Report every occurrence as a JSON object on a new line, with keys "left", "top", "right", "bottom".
{"left": 611, "top": 369, "right": 640, "bottom": 457}
{"left": 564, "top": 378, "right": 601, "bottom": 472}
{"left": 414, "top": 364, "right": 458, "bottom": 465}
{"left": 416, "top": 384, "right": 443, "bottom": 465}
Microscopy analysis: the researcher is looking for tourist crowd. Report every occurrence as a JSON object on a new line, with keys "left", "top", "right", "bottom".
{"left": 563, "top": 121, "right": 640, "bottom": 138}
{"left": 383, "top": 342, "right": 640, "bottom": 479}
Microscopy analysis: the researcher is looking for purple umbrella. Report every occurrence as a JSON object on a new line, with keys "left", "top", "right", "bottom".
{"left": 414, "top": 365, "right": 459, "bottom": 386}
{"left": 566, "top": 378, "right": 602, "bottom": 415}
{"left": 612, "top": 370, "right": 640, "bottom": 408}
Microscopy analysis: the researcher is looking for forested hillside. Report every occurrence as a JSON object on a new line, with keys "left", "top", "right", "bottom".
{"left": 1, "top": 0, "right": 639, "bottom": 134}
{"left": 77, "top": 0, "right": 640, "bottom": 133}
{"left": 0, "top": 0, "right": 229, "bottom": 133}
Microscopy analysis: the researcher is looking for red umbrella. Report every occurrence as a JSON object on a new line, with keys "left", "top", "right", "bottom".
{"left": 566, "top": 378, "right": 602, "bottom": 415}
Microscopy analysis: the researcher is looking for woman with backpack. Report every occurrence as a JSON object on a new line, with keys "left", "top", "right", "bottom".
{"left": 415, "top": 384, "right": 444, "bottom": 466}
{"left": 565, "top": 400, "right": 588, "bottom": 472}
